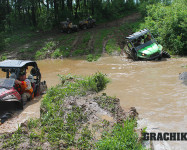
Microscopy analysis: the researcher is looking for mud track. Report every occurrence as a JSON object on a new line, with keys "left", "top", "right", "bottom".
{"left": 3, "top": 12, "right": 141, "bottom": 60}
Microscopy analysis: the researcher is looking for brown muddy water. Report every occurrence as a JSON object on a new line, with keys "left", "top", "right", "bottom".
{"left": 1, "top": 56, "right": 187, "bottom": 149}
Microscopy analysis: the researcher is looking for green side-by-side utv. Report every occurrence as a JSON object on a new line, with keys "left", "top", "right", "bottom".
{"left": 125, "top": 28, "right": 170, "bottom": 60}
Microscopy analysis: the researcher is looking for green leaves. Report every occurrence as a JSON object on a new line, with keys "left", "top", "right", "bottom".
{"left": 140, "top": 0, "right": 187, "bottom": 54}
{"left": 96, "top": 119, "right": 143, "bottom": 150}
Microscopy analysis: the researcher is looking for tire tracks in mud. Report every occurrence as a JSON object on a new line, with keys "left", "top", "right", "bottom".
{"left": 70, "top": 32, "right": 83, "bottom": 56}
{"left": 68, "top": 12, "right": 141, "bottom": 55}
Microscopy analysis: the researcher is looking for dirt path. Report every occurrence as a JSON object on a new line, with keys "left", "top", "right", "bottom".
{"left": 2, "top": 12, "right": 141, "bottom": 60}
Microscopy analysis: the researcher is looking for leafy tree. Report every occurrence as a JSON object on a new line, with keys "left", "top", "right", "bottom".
{"left": 0, "top": 0, "right": 6, "bottom": 50}
{"left": 140, "top": 0, "right": 187, "bottom": 54}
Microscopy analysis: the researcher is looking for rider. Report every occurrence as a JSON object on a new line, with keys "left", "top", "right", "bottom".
{"left": 15, "top": 69, "right": 34, "bottom": 105}
{"left": 145, "top": 34, "right": 151, "bottom": 43}
{"left": 87, "top": 15, "right": 92, "bottom": 21}
{"left": 66, "top": 18, "right": 72, "bottom": 28}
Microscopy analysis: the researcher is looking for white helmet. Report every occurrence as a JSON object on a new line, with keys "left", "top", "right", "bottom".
{"left": 28, "top": 74, "right": 34, "bottom": 83}
{"left": 10, "top": 73, "right": 17, "bottom": 79}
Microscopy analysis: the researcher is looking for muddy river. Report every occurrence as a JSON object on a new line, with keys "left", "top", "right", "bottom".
{"left": 1, "top": 56, "right": 187, "bottom": 149}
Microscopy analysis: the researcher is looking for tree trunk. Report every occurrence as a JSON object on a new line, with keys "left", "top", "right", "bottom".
{"left": 61, "top": 0, "right": 64, "bottom": 10}
{"left": 46, "top": 0, "right": 49, "bottom": 11}
{"left": 75, "top": 0, "right": 80, "bottom": 19}
{"left": 31, "top": 5, "right": 37, "bottom": 26}
{"left": 54, "top": 0, "right": 59, "bottom": 22}
{"left": 67, "top": 0, "right": 72, "bottom": 13}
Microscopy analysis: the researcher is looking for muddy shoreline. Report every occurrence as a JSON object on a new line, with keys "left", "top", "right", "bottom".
{"left": 0, "top": 73, "right": 142, "bottom": 149}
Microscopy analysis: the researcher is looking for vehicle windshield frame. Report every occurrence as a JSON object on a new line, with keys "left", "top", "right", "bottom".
{"left": 0, "top": 78, "right": 15, "bottom": 89}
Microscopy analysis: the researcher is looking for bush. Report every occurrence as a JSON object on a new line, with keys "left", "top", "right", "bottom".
{"left": 92, "top": 72, "right": 110, "bottom": 92}
{"left": 51, "top": 48, "right": 61, "bottom": 58}
{"left": 87, "top": 54, "right": 94, "bottom": 62}
{"left": 96, "top": 119, "right": 143, "bottom": 150}
{"left": 72, "top": 49, "right": 84, "bottom": 56}
{"left": 139, "top": 0, "right": 187, "bottom": 55}
{"left": 0, "top": 54, "right": 7, "bottom": 61}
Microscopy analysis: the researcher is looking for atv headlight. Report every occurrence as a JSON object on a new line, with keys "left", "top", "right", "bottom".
{"left": 141, "top": 53, "right": 147, "bottom": 56}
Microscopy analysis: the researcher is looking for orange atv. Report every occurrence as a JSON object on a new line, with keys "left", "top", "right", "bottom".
{"left": 60, "top": 21, "right": 78, "bottom": 34}
{"left": 79, "top": 19, "right": 96, "bottom": 30}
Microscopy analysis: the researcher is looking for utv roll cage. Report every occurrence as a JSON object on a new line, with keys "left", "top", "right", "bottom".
{"left": 125, "top": 28, "right": 157, "bottom": 51}
{"left": 0, "top": 60, "right": 41, "bottom": 85}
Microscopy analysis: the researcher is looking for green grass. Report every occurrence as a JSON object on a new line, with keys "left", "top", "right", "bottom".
{"left": 0, "top": 53, "right": 7, "bottom": 61}
{"left": 106, "top": 38, "right": 121, "bottom": 55}
{"left": 94, "top": 29, "right": 114, "bottom": 54}
{"left": 96, "top": 119, "right": 143, "bottom": 150}
{"left": 76, "top": 32, "right": 91, "bottom": 54}
{"left": 86, "top": 54, "right": 101, "bottom": 62}
{"left": 94, "top": 95, "right": 116, "bottom": 115}
{"left": 4, "top": 27, "right": 37, "bottom": 48}
{"left": 35, "top": 41, "right": 57, "bottom": 60}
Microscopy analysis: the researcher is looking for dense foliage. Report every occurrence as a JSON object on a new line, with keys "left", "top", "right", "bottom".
{"left": 139, "top": 0, "right": 187, "bottom": 55}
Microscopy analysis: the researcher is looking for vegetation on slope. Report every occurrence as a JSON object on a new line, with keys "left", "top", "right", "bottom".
{"left": 138, "top": 0, "right": 187, "bottom": 55}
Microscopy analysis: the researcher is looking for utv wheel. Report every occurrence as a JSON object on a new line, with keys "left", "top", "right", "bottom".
{"left": 162, "top": 51, "right": 171, "bottom": 58}
{"left": 16, "top": 100, "right": 24, "bottom": 110}
{"left": 132, "top": 54, "right": 138, "bottom": 61}
{"left": 158, "top": 55, "right": 162, "bottom": 60}
{"left": 132, "top": 50, "right": 138, "bottom": 61}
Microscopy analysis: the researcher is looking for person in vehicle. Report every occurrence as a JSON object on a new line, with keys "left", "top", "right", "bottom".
{"left": 15, "top": 70, "right": 34, "bottom": 105}
{"left": 134, "top": 38, "right": 141, "bottom": 47}
{"left": 9, "top": 73, "right": 17, "bottom": 79}
{"left": 87, "top": 15, "right": 92, "bottom": 21}
{"left": 145, "top": 34, "right": 151, "bottom": 43}
{"left": 66, "top": 18, "right": 72, "bottom": 28}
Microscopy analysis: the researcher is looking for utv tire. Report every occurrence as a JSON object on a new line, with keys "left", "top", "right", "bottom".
{"left": 157, "top": 54, "right": 162, "bottom": 60}
{"left": 132, "top": 54, "right": 138, "bottom": 61}
{"left": 132, "top": 50, "right": 138, "bottom": 61}
{"left": 162, "top": 51, "right": 171, "bottom": 58}
{"left": 16, "top": 100, "right": 24, "bottom": 110}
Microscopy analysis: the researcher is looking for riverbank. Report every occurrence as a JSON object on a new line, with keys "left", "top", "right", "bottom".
{"left": 0, "top": 73, "right": 143, "bottom": 149}
{"left": 0, "top": 12, "right": 141, "bottom": 61}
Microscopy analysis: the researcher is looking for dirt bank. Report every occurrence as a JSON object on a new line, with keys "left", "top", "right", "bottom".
{"left": 0, "top": 93, "right": 138, "bottom": 149}
{"left": 0, "top": 73, "right": 140, "bottom": 149}
{"left": 2, "top": 12, "right": 141, "bottom": 60}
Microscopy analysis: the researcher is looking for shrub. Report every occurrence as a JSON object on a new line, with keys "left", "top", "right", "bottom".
{"left": 0, "top": 54, "right": 7, "bottom": 61}
{"left": 96, "top": 119, "right": 143, "bottom": 150}
{"left": 139, "top": 0, "right": 187, "bottom": 55}
{"left": 92, "top": 72, "right": 110, "bottom": 92}
{"left": 51, "top": 48, "right": 61, "bottom": 58}
{"left": 87, "top": 54, "right": 94, "bottom": 62}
